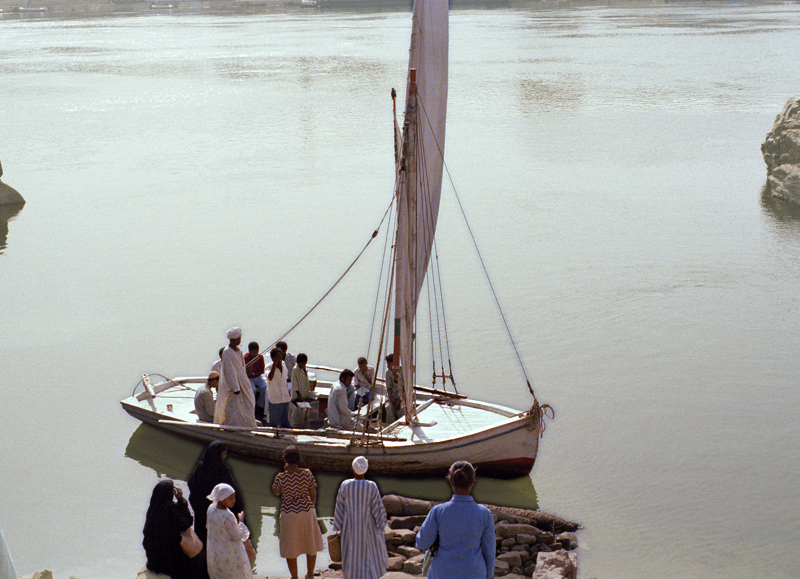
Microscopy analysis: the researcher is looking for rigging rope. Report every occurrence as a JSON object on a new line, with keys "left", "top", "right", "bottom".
{"left": 262, "top": 199, "right": 395, "bottom": 357}
{"left": 415, "top": 91, "right": 545, "bottom": 412}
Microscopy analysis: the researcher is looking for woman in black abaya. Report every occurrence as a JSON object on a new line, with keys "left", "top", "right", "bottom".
{"left": 142, "top": 479, "right": 200, "bottom": 579}
{"left": 187, "top": 441, "right": 245, "bottom": 543}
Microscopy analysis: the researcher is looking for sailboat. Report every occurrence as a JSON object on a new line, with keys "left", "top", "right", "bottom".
{"left": 120, "top": 0, "right": 552, "bottom": 479}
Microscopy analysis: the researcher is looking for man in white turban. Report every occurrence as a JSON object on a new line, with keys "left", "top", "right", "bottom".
{"left": 214, "top": 327, "right": 257, "bottom": 427}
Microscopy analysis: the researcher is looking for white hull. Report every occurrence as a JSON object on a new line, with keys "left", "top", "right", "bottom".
{"left": 120, "top": 375, "right": 540, "bottom": 478}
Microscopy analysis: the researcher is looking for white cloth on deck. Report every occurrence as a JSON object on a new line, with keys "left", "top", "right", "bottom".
{"left": 214, "top": 346, "right": 256, "bottom": 427}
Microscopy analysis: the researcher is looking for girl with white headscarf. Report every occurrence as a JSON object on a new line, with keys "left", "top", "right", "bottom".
{"left": 333, "top": 456, "right": 388, "bottom": 579}
{"left": 206, "top": 483, "right": 251, "bottom": 579}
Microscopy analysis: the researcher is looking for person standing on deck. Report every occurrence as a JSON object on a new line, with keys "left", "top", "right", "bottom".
{"left": 332, "top": 456, "right": 388, "bottom": 579}
{"left": 267, "top": 347, "right": 291, "bottom": 428}
{"left": 276, "top": 341, "right": 296, "bottom": 389}
{"left": 214, "top": 327, "right": 257, "bottom": 427}
{"left": 244, "top": 341, "right": 267, "bottom": 424}
{"left": 290, "top": 352, "right": 313, "bottom": 428}
{"left": 353, "top": 357, "right": 375, "bottom": 409}
{"left": 384, "top": 354, "right": 404, "bottom": 423}
{"left": 327, "top": 369, "right": 355, "bottom": 430}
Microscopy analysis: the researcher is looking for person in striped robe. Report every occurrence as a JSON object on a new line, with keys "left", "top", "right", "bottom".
{"left": 333, "top": 456, "right": 388, "bottom": 579}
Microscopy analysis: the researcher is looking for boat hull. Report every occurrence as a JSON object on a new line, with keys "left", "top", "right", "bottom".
{"left": 120, "top": 379, "right": 540, "bottom": 479}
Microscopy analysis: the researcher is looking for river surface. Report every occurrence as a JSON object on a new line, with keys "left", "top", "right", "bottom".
{"left": 2, "top": 2, "right": 800, "bottom": 578}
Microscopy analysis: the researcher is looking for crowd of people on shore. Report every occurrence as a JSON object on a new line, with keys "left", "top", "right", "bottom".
{"left": 142, "top": 442, "right": 495, "bottom": 579}
{"left": 194, "top": 328, "right": 406, "bottom": 431}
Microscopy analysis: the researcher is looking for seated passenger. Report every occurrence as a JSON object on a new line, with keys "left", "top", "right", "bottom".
{"left": 194, "top": 371, "right": 218, "bottom": 422}
{"left": 327, "top": 369, "right": 355, "bottom": 430}
{"left": 353, "top": 357, "right": 375, "bottom": 409}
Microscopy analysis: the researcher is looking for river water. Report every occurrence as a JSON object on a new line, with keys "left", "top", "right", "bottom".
{"left": 2, "top": 2, "right": 800, "bottom": 578}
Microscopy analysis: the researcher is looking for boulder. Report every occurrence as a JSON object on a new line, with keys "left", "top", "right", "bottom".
{"left": 495, "top": 522, "right": 541, "bottom": 539}
{"left": 20, "top": 572, "right": 54, "bottom": 579}
{"left": 517, "top": 532, "right": 537, "bottom": 544}
{"left": 555, "top": 531, "right": 579, "bottom": 550}
{"left": 532, "top": 550, "right": 577, "bottom": 579}
{"left": 386, "top": 556, "right": 406, "bottom": 571}
{"left": 396, "top": 545, "right": 422, "bottom": 558}
{"left": 494, "top": 560, "right": 510, "bottom": 577}
{"left": 383, "top": 494, "right": 433, "bottom": 516}
{"left": 762, "top": 97, "right": 800, "bottom": 204}
{"left": 496, "top": 551, "right": 523, "bottom": 568}
{"left": 389, "top": 515, "right": 427, "bottom": 530}
{"left": 501, "top": 537, "right": 516, "bottom": 547}
{"left": 402, "top": 553, "right": 426, "bottom": 575}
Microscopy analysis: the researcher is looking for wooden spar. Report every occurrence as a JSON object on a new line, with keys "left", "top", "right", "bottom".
{"left": 157, "top": 419, "right": 407, "bottom": 442}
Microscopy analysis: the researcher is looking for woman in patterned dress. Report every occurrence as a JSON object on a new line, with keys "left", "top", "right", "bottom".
{"left": 271, "top": 445, "right": 324, "bottom": 579}
{"left": 205, "top": 483, "right": 251, "bottom": 579}
{"left": 333, "top": 456, "right": 388, "bottom": 579}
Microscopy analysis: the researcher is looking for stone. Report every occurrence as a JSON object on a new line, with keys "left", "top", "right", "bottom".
{"left": 511, "top": 544, "right": 528, "bottom": 552}
{"left": 389, "top": 515, "right": 428, "bottom": 530}
{"left": 538, "top": 531, "right": 555, "bottom": 545}
{"left": 501, "top": 537, "right": 516, "bottom": 547}
{"left": 556, "top": 531, "right": 579, "bottom": 550}
{"left": 394, "top": 528, "right": 418, "bottom": 544}
{"left": 396, "top": 545, "right": 422, "bottom": 558}
{"left": 328, "top": 561, "right": 343, "bottom": 571}
{"left": 532, "top": 549, "right": 578, "bottom": 579}
{"left": 504, "top": 574, "right": 527, "bottom": 579}
{"left": 494, "top": 522, "right": 541, "bottom": 539}
{"left": 762, "top": 97, "right": 800, "bottom": 204}
{"left": 384, "top": 529, "right": 405, "bottom": 545}
{"left": 524, "top": 561, "right": 537, "bottom": 576}
{"left": 517, "top": 532, "right": 537, "bottom": 544}
{"left": 497, "top": 551, "right": 523, "bottom": 568}
{"left": 386, "top": 556, "right": 406, "bottom": 571}
{"left": 136, "top": 567, "right": 170, "bottom": 579}
{"left": 402, "top": 553, "right": 426, "bottom": 575}
{"left": 382, "top": 494, "right": 432, "bottom": 516}
{"left": 21, "top": 572, "right": 54, "bottom": 579}
{"left": 494, "top": 560, "right": 510, "bottom": 577}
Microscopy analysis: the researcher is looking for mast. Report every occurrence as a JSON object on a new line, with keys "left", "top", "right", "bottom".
{"left": 393, "top": 0, "right": 448, "bottom": 424}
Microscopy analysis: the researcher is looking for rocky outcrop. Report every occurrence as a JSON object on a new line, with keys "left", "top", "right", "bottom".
{"left": 762, "top": 97, "right": 800, "bottom": 204}
{"left": 371, "top": 494, "right": 580, "bottom": 577}
{"left": 0, "top": 181, "right": 24, "bottom": 206}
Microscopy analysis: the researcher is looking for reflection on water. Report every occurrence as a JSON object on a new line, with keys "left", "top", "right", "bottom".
{"left": 761, "top": 190, "right": 800, "bottom": 226}
{"left": 124, "top": 423, "right": 539, "bottom": 548}
{"left": 0, "top": 202, "right": 24, "bottom": 255}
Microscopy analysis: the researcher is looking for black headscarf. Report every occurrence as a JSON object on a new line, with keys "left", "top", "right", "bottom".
{"left": 187, "top": 442, "right": 244, "bottom": 542}
{"left": 142, "top": 479, "right": 195, "bottom": 578}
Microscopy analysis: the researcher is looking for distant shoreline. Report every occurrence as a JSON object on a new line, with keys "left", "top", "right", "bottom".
{"left": 0, "top": 0, "right": 756, "bottom": 21}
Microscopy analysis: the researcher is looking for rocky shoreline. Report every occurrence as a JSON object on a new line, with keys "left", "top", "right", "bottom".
{"left": 18, "top": 494, "right": 580, "bottom": 579}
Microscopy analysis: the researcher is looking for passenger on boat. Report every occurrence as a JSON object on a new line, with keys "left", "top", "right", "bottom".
{"left": 244, "top": 341, "right": 267, "bottom": 425}
{"left": 290, "top": 352, "right": 312, "bottom": 428}
{"left": 332, "top": 456, "right": 388, "bottom": 579}
{"left": 194, "top": 371, "right": 218, "bottom": 422}
{"left": 206, "top": 483, "right": 251, "bottom": 579}
{"left": 214, "top": 328, "right": 257, "bottom": 428}
{"left": 384, "top": 354, "right": 404, "bottom": 423}
{"left": 327, "top": 369, "right": 355, "bottom": 430}
{"left": 210, "top": 347, "right": 224, "bottom": 374}
{"left": 276, "top": 341, "right": 296, "bottom": 387}
{"left": 416, "top": 461, "right": 495, "bottom": 579}
{"left": 267, "top": 347, "right": 291, "bottom": 428}
{"left": 271, "top": 445, "right": 324, "bottom": 579}
{"left": 353, "top": 357, "right": 375, "bottom": 409}
{"left": 142, "top": 479, "right": 204, "bottom": 579}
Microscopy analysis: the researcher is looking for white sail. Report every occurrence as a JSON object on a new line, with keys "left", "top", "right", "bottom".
{"left": 394, "top": 0, "right": 448, "bottom": 419}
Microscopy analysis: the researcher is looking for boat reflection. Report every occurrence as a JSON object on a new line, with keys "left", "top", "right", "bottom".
{"left": 0, "top": 202, "right": 24, "bottom": 256}
{"left": 124, "top": 422, "right": 540, "bottom": 524}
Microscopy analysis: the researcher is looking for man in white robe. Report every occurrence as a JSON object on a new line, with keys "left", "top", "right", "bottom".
{"left": 327, "top": 369, "right": 355, "bottom": 430}
{"left": 214, "top": 327, "right": 257, "bottom": 427}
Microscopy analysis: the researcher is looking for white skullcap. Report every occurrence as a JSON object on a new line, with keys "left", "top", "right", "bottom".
{"left": 226, "top": 327, "right": 242, "bottom": 340}
{"left": 207, "top": 483, "right": 236, "bottom": 502}
{"left": 352, "top": 456, "right": 369, "bottom": 475}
